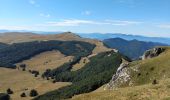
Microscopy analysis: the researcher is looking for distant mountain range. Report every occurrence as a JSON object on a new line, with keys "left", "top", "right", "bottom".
{"left": 1, "top": 30, "right": 170, "bottom": 45}
{"left": 78, "top": 33, "right": 170, "bottom": 45}
{"left": 103, "top": 38, "right": 168, "bottom": 60}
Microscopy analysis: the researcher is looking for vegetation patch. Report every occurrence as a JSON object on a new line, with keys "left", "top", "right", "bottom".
{"left": 0, "top": 40, "right": 95, "bottom": 68}
{"left": 34, "top": 51, "right": 130, "bottom": 100}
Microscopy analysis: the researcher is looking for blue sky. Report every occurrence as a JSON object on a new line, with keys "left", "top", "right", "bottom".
{"left": 0, "top": 0, "right": 170, "bottom": 37}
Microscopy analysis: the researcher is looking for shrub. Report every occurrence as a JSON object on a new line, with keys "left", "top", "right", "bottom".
{"left": 6, "top": 88, "right": 13, "bottom": 94}
{"left": 52, "top": 80, "right": 56, "bottom": 83}
{"left": 20, "top": 64, "right": 26, "bottom": 68}
{"left": 150, "top": 67, "right": 154, "bottom": 71}
{"left": 31, "top": 70, "right": 39, "bottom": 77}
{"left": 20, "top": 64, "right": 26, "bottom": 71}
{"left": 137, "top": 73, "right": 141, "bottom": 77}
{"left": 29, "top": 70, "right": 32, "bottom": 73}
{"left": 152, "top": 79, "right": 158, "bottom": 85}
{"left": 30, "top": 89, "right": 38, "bottom": 97}
{"left": 20, "top": 92, "right": 26, "bottom": 97}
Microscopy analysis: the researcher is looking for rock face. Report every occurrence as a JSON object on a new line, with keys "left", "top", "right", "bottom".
{"left": 142, "top": 47, "right": 165, "bottom": 60}
{"left": 104, "top": 61, "right": 133, "bottom": 90}
{"left": 104, "top": 47, "right": 166, "bottom": 90}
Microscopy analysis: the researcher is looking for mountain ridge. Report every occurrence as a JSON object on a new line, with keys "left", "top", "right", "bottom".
{"left": 103, "top": 38, "right": 167, "bottom": 59}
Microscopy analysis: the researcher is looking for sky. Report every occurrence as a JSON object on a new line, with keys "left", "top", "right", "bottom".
{"left": 0, "top": 0, "right": 170, "bottom": 37}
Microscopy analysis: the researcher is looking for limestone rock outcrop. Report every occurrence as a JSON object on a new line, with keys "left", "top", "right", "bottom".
{"left": 142, "top": 47, "right": 165, "bottom": 60}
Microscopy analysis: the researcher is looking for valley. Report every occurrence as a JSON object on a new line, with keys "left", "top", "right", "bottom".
{"left": 0, "top": 32, "right": 169, "bottom": 100}
{"left": 0, "top": 32, "right": 112, "bottom": 100}
{"left": 1, "top": 1, "right": 170, "bottom": 100}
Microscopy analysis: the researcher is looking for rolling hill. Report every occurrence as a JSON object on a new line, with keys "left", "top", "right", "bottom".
{"left": 0, "top": 40, "right": 95, "bottom": 68}
{"left": 0, "top": 32, "right": 112, "bottom": 100}
{"left": 71, "top": 46, "right": 170, "bottom": 100}
{"left": 34, "top": 51, "right": 130, "bottom": 100}
{"left": 1, "top": 32, "right": 170, "bottom": 100}
{"left": 103, "top": 38, "right": 167, "bottom": 59}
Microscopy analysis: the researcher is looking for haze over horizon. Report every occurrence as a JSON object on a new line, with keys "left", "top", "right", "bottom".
{"left": 0, "top": 0, "right": 170, "bottom": 37}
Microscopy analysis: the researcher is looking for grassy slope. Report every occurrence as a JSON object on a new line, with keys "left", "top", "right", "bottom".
{"left": 0, "top": 32, "right": 111, "bottom": 54}
{"left": 72, "top": 78, "right": 170, "bottom": 100}
{"left": 0, "top": 32, "right": 111, "bottom": 100}
{"left": 34, "top": 51, "right": 127, "bottom": 100}
{"left": 130, "top": 47, "right": 170, "bottom": 85}
{"left": 17, "top": 50, "right": 73, "bottom": 73}
{"left": 71, "top": 47, "right": 170, "bottom": 100}
{"left": 0, "top": 67, "right": 71, "bottom": 100}
{"left": 0, "top": 40, "right": 95, "bottom": 68}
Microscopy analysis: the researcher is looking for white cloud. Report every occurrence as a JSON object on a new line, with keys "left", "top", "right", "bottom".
{"left": 0, "top": 19, "right": 142, "bottom": 31}
{"left": 40, "top": 13, "right": 51, "bottom": 18}
{"left": 81, "top": 11, "right": 91, "bottom": 15}
{"left": 37, "top": 19, "right": 142, "bottom": 27}
{"left": 105, "top": 20, "right": 143, "bottom": 26}
{"left": 157, "top": 24, "right": 170, "bottom": 29}
{"left": 44, "top": 19, "right": 99, "bottom": 27}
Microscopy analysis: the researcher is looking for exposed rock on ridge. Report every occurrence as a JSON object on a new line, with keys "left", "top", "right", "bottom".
{"left": 104, "top": 47, "right": 165, "bottom": 90}
{"left": 142, "top": 47, "right": 165, "bottom": 60}
{"left": 104, "top": 60, "right": 133, "bottom": 90}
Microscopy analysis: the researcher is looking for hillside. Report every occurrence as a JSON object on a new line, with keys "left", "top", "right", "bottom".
{"left": 72, "top": 78, "right": 170, "bottom": 100}
{"left": 0, "top": 32, "right": 112, "bottom": 100}
{"left": 0, "top": 67, "right": 71, "bottom": 100}
{"left": 0, "top": 32, "right": 110, "bottom": 54}
{"left": 34, "top": 51, "right": 130, "bottom": 100}
{"left": 16, "top": 50, "right": 74, "bottom": 73}
{"left": 0, "top": 40, "right": 95, "bottom": 68}
{"left": 71, "top": 47, "right": 170, "bottom": 100}
{"left": 103, "top": 38, "right": 167, "bottom": 59}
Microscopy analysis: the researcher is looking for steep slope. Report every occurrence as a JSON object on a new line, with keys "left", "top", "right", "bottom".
{"left": 71, "top": 47, "right": 170, "bottom": 100}
{"left": 103, "top": 38, "right": 167, "bottom": 59}
{"left": 72, "top": 78, "right": 170, "bottom": 100}
{"left": 34, "top": 51, "right": 130, "bottom": 100}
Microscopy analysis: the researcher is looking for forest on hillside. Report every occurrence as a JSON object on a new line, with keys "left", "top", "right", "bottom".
{"left": 34, "top": 51, "right": 130, "bottom": 100}
{"left": 0, "top": 40, "right": 95, "bottom": 68}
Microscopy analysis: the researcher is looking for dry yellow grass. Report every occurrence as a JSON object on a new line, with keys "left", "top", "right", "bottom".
{"left": 0, "top": 32, "right": 81, "bottom": 44}
{"left": 71, "top": 57, "right": 90, "bottom": 71}
{"left": 16, "top": 50, "right": 73, "bottom": 73}
{"left": 0, "top": 32, "right": 111, "bottom": 54}
{"left": 0, "top": 67, "right": 71, "bottom": 100}
{"left": 1, "top": 32, "right": 111, "bottom": 72}
{"left": 70, "top": 39, "right": 111, "bottom": 71}
{"left": 71, "top": 78, "right": 170, "bottom": 100}
{"left": 0, "top": 32, "right": 112, "bottom": 100}
{"left": 72, "top": 47, "right": 170, "bottom": 100}
{"left": 0, "top": 49, "right": 74, "bottom": 100}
